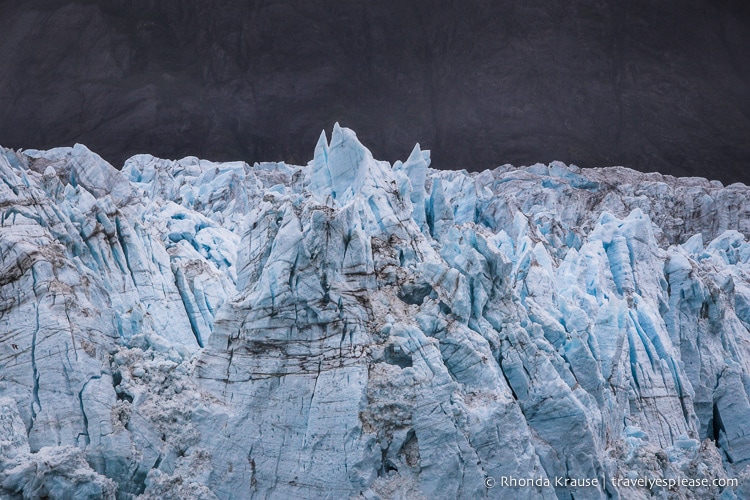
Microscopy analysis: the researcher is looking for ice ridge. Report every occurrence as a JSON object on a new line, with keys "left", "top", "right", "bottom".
{"left": 0, "top": 127, "right": 749, "bottom": 498}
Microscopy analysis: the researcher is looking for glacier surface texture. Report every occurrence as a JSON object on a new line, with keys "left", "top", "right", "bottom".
{"left": 1, "top": 125, "right": 750, "bottom": 499}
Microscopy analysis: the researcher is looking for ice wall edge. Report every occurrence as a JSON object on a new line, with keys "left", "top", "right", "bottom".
{"left": 0, "top": 128, "right": 749, "bottom": 499}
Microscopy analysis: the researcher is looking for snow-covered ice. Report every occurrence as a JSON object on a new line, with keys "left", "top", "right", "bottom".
{"left": 1, "top": 125, "right": 750, "bottom": 498}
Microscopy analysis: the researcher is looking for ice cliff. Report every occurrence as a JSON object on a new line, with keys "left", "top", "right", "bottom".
{"left": 1, "top": 125, "right": 750, "bottom": 499}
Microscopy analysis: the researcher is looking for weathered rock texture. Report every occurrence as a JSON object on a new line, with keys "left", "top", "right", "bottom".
{"left": 1, "top": 0, "right": 749, "bottom": 184}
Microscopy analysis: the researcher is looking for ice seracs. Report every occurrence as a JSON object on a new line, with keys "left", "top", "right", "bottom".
{"left": 1, "top": 127, "right": 750, "bottom": 499}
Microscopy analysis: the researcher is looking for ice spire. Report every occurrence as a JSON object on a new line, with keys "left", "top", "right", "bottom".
{"left": 327, "top": 122, "right": 373, "bottom": 201}
{"left": 403, "top": 143, "right": 430, "bottom": 230}
{"left": 309, "top": 129, "right": 332, "bottom": 198}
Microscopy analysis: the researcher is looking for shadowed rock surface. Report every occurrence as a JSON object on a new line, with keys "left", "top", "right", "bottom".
{"left": 0, "top": 0, "right": 749, "bottom": 184}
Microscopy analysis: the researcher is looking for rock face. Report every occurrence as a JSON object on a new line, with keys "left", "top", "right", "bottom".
{"left": 1, "top": 0, "right": 749, "bottom": 184}
{"left": 1, "top": 127, "right": 750, "bottom": 499}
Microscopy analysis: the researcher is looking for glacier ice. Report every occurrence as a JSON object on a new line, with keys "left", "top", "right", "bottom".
{"left": 1, "top": 126, "right": 750, "bottom": 498}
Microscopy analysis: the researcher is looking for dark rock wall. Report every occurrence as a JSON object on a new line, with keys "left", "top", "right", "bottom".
{"left": 1, "top": 0, "right": 748, "bottom": 184}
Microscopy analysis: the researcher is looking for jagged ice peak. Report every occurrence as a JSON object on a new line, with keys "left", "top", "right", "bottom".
{"left": 0, "top": 126, "right": 749, "bottom": 499}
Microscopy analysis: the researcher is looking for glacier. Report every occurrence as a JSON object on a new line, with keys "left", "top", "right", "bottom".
{"left": 1, "top": 124, "right": 750, "bottom": 499}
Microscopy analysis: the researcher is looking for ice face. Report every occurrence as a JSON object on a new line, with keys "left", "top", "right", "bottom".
{"left": 1, "top": 128, "right": 749, "bottom": 499}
